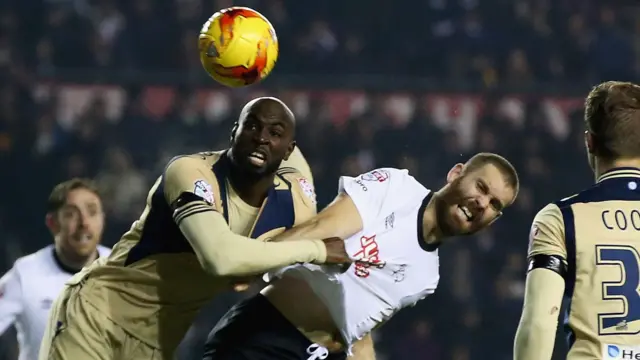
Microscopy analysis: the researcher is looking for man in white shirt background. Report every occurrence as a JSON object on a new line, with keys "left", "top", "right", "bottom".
{"left": 0, "top": 178, "right": 111, "bottom": 360}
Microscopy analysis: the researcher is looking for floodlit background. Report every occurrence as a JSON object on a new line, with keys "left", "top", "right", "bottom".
{"left": 1, "top": 0, "right": 638, "bottom": 359}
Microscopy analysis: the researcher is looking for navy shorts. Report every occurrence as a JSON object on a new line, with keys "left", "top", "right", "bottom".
{"left": 202, "top": 294, "right": 347, "bottom": 360}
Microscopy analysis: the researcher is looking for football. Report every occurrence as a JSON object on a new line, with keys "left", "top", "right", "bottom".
{"left": 199, "top": 7, "right": 279, "bottom": 88}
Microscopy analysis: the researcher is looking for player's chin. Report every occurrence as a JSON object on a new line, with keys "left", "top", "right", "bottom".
{"left": 71, "top": 244, "right": 97, "bottom": 257}
{"left": 235, "top": 156, "right": 267, "bottom": 173}
{"left": 448, "top": 207, "right": 474, "bottom": 235}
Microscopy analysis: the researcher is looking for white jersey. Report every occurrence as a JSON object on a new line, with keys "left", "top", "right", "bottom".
{"left": 268, "top": 168, "right": 440, "bottom": 352}
{"left": 0, "top": 244, "right": 111, "bottom": 360}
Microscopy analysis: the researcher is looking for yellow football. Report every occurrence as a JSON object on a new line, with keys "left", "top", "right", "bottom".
{"left": 199, "top": 7, "right": 279, "bottom": 87}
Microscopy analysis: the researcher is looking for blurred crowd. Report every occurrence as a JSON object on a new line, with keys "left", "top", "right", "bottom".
{"left": 1, "top": 0, "right": 639, "bottom": 84}
{"left": 1, "top": 0, "right": 637, "bottom": 359}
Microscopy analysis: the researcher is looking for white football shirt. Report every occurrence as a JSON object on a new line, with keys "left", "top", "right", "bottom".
{"left": 0, "top": 244, "right": 111, "bottom": 360}
{"left": 267, "top": 168, "right": 440, "bottom": 353}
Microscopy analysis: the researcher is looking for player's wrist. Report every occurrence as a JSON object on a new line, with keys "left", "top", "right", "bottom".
{"left": 310, "top": 239, "right": 327, "bottom": 263}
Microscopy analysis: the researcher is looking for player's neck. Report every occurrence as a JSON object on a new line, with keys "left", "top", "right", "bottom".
{"left": 594, "top": 158, "right": 640, "bottom": 181}
{"left": 53, "top": 243, "right": 98, "bottom": 272}
{"left": 227, "top": 166, "right": 275, "bottom": 207}
{"left": 420, "top": 195, "right": 442, "bottom": 245}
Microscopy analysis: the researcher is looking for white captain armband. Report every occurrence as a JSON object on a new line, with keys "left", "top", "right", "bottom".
{"left": 171, "top": 192, "right": 215, "bottom": 226}
{"left": 527, "top": 254, "right": 567, "bottom": 279}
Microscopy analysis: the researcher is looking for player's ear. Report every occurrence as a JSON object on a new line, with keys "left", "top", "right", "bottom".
{"left": 230, "top": 122, "right": 239, "bottom": 143}
{"left": 584, "top": 131, "right": 596, "bottom": 154}
{"left": 446, "top": 163, "right": 464, "bottom": 184}
{"left": 45, "top": 212, "right": 59, "bottom": 235}
{"left": 283, "top": 141, "right": 296, "bottom": 161}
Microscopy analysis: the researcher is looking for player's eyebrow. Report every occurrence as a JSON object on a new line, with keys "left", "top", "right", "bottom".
{"left": 86, "top": 202, "right": 99, "bottom": 211}
{"left": 478, "top": 178, "right": 505, "bottom": 211}
{"left": 270, "top": 121, "right": 286, "bottom": 129}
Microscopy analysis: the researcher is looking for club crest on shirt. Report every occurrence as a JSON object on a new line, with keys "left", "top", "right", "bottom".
{"left": 360, "top": 169, "right": 390, "bottom": 182}
{"left": 193, "top": 179, "right": 214, "bottom": 205}
{"left": 297, "top": 178, "right": 317, "bottom": 204}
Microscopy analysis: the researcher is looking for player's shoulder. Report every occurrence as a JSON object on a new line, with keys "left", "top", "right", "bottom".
{"left": 165, "top": 151, "right": 224, "bottom": 173}
{"left": 553, "top": 179, "right": 634, "bottom": 209}
{"left": 12, "top": 245, "right": 55, "bottom": 273}
{"left": 533, "top": 202, "right": 562, "bottom": 218}
{"left": 530, "top": 202, "right": 566, "bottom": 233}
{"left": 535, "top": 184, "right": 601, "bottom": 221}
{"left": 277, "top": 166, "right": 306, "bottom": 180}
{"left": 278, "top": 169, "right": 316, "bottom": 205}
{"left": 362, "top": 168, "right": 425, "bottom": 192}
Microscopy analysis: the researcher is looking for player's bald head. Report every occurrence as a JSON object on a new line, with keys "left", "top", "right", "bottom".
{"left": 239, "top": 97, "right": 296, "bottom": 128}
{"left": 229, "top": 97, "right": 297, "bottom": 175}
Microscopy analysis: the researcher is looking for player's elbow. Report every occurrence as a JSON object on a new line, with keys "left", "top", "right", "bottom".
{"left": 199, "top": 249, "right": 250, "bottom": 277}
{"left": 199, "top": 255, "right": 237, "bottom": 277}
{"left": 514, "top": 317, "right": 556, "bottom": 360}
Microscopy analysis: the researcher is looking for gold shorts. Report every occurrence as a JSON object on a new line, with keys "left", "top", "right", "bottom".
{"left": 38, "top": 283, "right": 160, "bottom": 360}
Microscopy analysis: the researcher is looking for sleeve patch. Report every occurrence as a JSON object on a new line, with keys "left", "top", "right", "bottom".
{"left": 360, "top": 169, "right": 390, "bottom": 182}
{"left": 193, "top": 179, "right": 214, "bottom": 205}
{"left": 297, "top": 178, "right": 317, "bottom": 204}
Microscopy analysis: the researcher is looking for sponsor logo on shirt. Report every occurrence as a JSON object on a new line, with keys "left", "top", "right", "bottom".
{"left": 193, "top": 179, "right": 214, "bottom": 205}
{"left": 385, "top": 213, "right": 395, "bottom": 229}
{"left": 352, "top": 235, "right": 386, "bottom": 278}
{"left": 297, "top": 178, "right": 317, "bottom": 204}
{"left": 603, "top": 344, "right": 640, "bottom": 359}
{"left": 355, "top": 179, "right": 368, "bottom": 191}
{"left": 360, "top": 170, "right": 390, "bottom": 182}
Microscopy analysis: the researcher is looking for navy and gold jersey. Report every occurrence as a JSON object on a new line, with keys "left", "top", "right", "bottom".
{"left": 529, "top": 168, "right": 640, "bottom": 359}
{"left": 73, "top": 151, "right": 316, "bottom": 351}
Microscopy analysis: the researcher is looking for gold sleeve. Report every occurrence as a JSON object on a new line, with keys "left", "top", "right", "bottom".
{"left": 514, "top": 268, "right": 565, "bottom": 360}
{"left": 280, "top": 147, "right": 314, "bottom": 185}
{"left": 163, "top": 156, "right": 220, "bottom": 221}
{"left": 527, "top": 203, "right": 567, "bottom": 260}
{"left": 514, "top": 203, "right": 568, "bottom": 360}
{"left": 179, "top": 211, "right": 327, "bottom": 277}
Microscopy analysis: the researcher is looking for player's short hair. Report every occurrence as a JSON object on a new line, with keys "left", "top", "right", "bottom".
{"left": 47, "top": 178, "right": 101, "bottom": 213}
{"left": 584, "top": 81, "right": 640, "bottom": 158}
{"left": 463, "top": 152, "right": 519, "bottom": 194}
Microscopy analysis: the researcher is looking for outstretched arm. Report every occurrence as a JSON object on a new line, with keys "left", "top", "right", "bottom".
{"left": 272, "top": 192, "right": 364, "bottom": 243}
{"left": 514, "top": 268, "right": 564, "bottom": 360}
{"left": 273, "top": 168, "right": 404, "bottom": 243}
{"left": 514, "top": 204, "right": 567, "bottom": 360}
{"left": 164, "top": 157, "right": 328, "bottom": 277}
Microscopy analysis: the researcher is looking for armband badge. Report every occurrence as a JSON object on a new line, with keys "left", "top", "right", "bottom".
{"left": 194, "top": 179, "right": 215, "bottom": 205}
{"left": 297, "top": 178, "right": 316, "bottom": 204}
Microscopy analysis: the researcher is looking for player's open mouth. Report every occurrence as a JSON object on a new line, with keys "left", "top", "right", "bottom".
{"left": 248, "top": 151, "right": 267, "bottom": 166}
{"left": 74, "top": 234, "right": 93, "bottom": 243}
{"left": 458, "top": 205, "right": 473, "bottom": 221}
